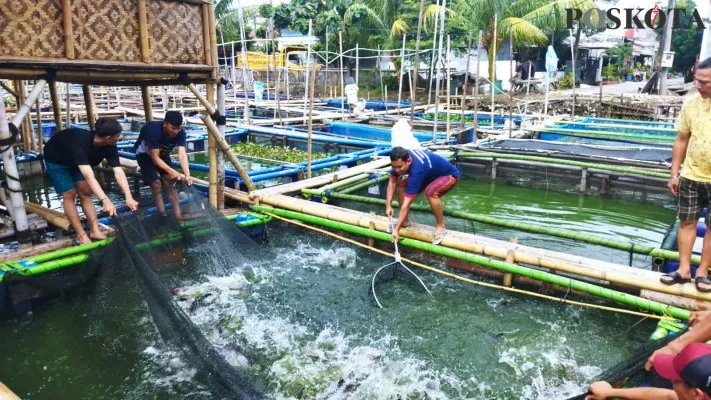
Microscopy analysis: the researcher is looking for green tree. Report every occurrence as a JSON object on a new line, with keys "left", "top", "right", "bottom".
{"left": 455, "top": 0, "right": 597, "bottom": 81}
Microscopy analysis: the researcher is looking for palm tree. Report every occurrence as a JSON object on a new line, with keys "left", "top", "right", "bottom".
{"left": 456, "top": 0, "right": 596, "bottom": 82}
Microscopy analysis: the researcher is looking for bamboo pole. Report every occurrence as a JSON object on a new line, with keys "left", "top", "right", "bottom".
{"left": 14, "top": 81, "right": 29, "bottom": 151}
{"left": 397, "top": 34, "right": 406, "bottom": 113}
{"left": 208, "top": 0, "right": 219, "bottom": 80}
{"left": 474, "top": 31, "right": 482, "bottom": 133}
{"left": 427, "top": 6, "right": 440, "bottom": 106}
{"left": 62, "top": 0, "right": 75, "bottom": 59}
{"left": 24, "top": 202, "right": 70, "bottom": 231}
{"left": 432, "top": 0, "right": 447, "bottom": 142}
{"left": 409, "top": 0, "right": 427, "bottom": 123}
{"left": 508, "top": 28, "right": 513, "bottom": 138}
{"left": 207, "top": 83, "right": 217, "bottom": 207}
{"left": 339, "top": 32, "right": 345, "bottom": 112}
{"left": 186, "top": 83, "right": 217, "bottom": 114}
{"left": 137, "top": 0, "right": 150, "bottom": 63}
{"left": 253, "top": 205, "right": 692, "bottom": 320}
{"left": 302, "top": 20, "right": 313, "bottom": 124}
{"left": 570, "top": 28, "right": 576, "bottom": 118}
{"left": 65, "top": 83, "right": 71, "bottom": 128}
{"left": 82, "top": 85, "right": 96, "bottom": 130}
{"left": 0, "top": 381, "right": 20, "bottom": 400}
{"left": 49, "top": 81, "right": 63, "bottom": 131}
{"left": 141, "top": 85, "right": 153, "bottom": 122}
{"left": 446, "top": 35, "right": 451, "bottom": 141}
{"left": 35, "top": 98, "right": 43, "bottom": 153}
{"left": 202, "top": 5, "right": 212, "bottom": 66}
{"left": 235, "top": 0, "right": 251, "bottom": 124}
{"left": 460, "top": 32, "right": 473, "bottom": 131}
{"left": 0, "top": 98, "right": 29, "bottom": 239}
{"left": 216, "top": 82, "right": 227, "bottom": 208}
{"left": 323, "top": 26, "right": 329, "bottom": 101}
{"left": 307, "top": 61, "right": 317, "bottom": 178}
{"left": 201, "top": 114, "right": 256, "bottom": 192}
{"left": 378, "top": 45, "right": 386, "bottom": 108}
{"left": 491, "top": 14, "right": 497, "bottom": 128}
{"left": 355, "top": 43, "right": 359, "bottom": 85}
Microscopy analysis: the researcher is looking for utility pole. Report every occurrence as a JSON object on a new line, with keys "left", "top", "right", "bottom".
{"left": 659, "top": 0, "right": 675, "bottom": 95}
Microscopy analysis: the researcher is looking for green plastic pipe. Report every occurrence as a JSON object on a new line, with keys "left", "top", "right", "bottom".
{"left": 534, "top": 127, "right": 674, "bottom": 144}
{"left": 457, "top": 152, "right": 669, "bottom": 179}
{"left": 320, "top": 191, "right": 700, "bottom": 266}
{"left": 339, "top": 173, "right": 391, "bottom": 195}
{"left": 28, "top": 238, "right": 114, "bottom": 264}
{"left": 252, "top": 205, "right": 690, "bottom": 320}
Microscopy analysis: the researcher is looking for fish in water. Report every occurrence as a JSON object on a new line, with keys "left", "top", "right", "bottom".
{"left": 221, "top": 342, "right": 250, "bottom": 368}
{"left": 189, "top": 293, "right": 213, "bottom": 313}
{"left": 486, "top": 329, "right": 519, "bottom": 341}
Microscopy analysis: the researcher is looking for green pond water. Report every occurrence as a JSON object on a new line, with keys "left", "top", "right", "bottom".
{"left": 0, "top": 176, "right": 677, "bottom": 399}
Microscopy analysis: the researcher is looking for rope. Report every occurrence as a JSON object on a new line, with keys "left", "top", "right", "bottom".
{"left": 262, "top": 211, "right": 680, "bottom": 322}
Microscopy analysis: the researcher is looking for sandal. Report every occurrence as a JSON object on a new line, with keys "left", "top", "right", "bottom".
{"left": 696, "top": 276, "right": 711, "bottom": 292}
{"left": 432, "top": 230, "right": 447, "bottom": 245}
{"left": 660, "top": 271, "right": 691, "bottom": 285}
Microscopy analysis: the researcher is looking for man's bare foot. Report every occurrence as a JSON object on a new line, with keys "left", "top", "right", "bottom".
{"left": 89, "top": 230, "right": 107, "bottom": 241}
{"left": 76, "top": 232, "right": 92, "bottom": 245}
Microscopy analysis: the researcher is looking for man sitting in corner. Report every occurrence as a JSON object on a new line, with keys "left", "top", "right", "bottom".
{"left": 133, "top": 111, "right": 192, "bottom": 222}
{"left": 385, "top": 146, "right": 460, "bottom": 245}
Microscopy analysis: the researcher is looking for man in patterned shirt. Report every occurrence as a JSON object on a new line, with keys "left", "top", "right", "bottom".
{"left": 662, "top": 57, "right": 711, "bottom": 291}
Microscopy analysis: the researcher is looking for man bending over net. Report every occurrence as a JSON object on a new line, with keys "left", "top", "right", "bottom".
{"left": 385, "top": 146, "right": 460, "bottom": 245}
{"left": 44, "top": 118, "right": 138, "bottom": 245}
{"left": 586, "top": 342, "right": 711, "bottom": 400}
{"left": 133, "top": 111, "right": 192, "bottom": 222}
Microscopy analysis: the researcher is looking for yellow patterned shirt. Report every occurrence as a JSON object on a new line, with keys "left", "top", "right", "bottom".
{"left": 679, "top": 93, "right": 711, "bottom": 182}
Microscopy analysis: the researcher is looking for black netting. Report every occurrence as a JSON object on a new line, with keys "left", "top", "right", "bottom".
{"left": 564, "top": 330, "right": 685, "bottom": 400}
{"left": 107, "top": 182, "right": 263, "bottom": 399}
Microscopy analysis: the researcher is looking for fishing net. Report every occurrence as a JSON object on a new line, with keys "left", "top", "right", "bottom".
{"left": 104, "top": 182, "right": 265, "bottom": 399}
{"left": 563, "top": 330, "right": 685, "bottom": 400}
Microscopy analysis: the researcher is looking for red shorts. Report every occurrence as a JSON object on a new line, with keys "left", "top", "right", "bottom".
{"left": 397, "top": 175, "right": 459, "bottom": 199}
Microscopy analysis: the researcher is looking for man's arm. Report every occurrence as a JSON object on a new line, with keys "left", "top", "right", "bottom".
{"left": 177, "top": 146, "right": 192, "bottom": 185}
{"left": 585, "top": 381, "right": 677, "bottom": 400}
{"left": 149, "top": 148, "right": 180, "bottom": 180}
{"left": 671, "top": 130, "right": 691, "bottom": 177}
{"left": 385, "top": 175, "right": 397, "bottom": 217}
{"left": 112, "top": 167, "right": 138, "bottom": 211}
{"left": 647, "top": 312, "right": 711, "bottom": 370}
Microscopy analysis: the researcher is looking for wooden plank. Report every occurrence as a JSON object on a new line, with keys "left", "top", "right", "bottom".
{"left": 250, "top": 157, "right": 390, "bottom": 197}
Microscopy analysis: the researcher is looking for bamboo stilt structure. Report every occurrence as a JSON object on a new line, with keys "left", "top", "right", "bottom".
{"left": 409, "top": 0, "right": 427, "bottom": 123}
{"left": 82, "top": 85, "right": 96, "bottom": 130}
{"left": 216, "top": 82, "right": 227, "bottom": 208}
{"left": 460, "top": 32, "right": 473, "bottom": 131}
{"left": 62, "top": 0, "right": 75, "bottom": 59}
{"left": 186, "top": 83, "right": 217, "bottom": 115}
{"left": 141, "top": 85, "right": 153, "bottom": 122}
{"left": 427, "top": 7, "right": 440, "bottom": 106}
{"left": 307, "top": 62, "right": 317, "bottom": 178}
{"left": 207, "top": 0, "right": 219, "bottom": 81}
{"left": 200, "top": 114, "right": 256, "bottom": 192}
{"left": 201, "top": 5, "right": 212, "bottom": 67}
{"left": 49, "top": 81, "right": 63, "bottom": 131}
{"left": 15, "top": 81, "right": 30, "bottom": 151}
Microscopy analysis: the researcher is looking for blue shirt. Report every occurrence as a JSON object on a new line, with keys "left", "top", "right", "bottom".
{"left": 390, "top": 149, "right": 460, "bottom": 197}
{"left": 134, "top": 121, "right": 186, "bottom": 158}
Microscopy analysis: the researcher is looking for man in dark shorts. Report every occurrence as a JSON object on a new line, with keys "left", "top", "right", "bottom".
{"left": 134, "top": 111, "right": 192, "bottom": 222}
{"left": 44, "top": 118, "right": 139, "bottom": 245}
{"left": 662, "top": 57, "right": 711, "bottom": 292}
{"left": 385, "top": 146, "right": 460, "bottom": 245}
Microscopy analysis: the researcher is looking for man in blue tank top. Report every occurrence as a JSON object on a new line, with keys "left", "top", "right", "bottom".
{"left": 133, "top": 111, "right": 192, "bottom": 221}
{"left": 385, "top": 146, "right": 460, "bottom": 244}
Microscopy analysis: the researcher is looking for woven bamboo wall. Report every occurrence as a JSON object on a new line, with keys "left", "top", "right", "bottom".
{"left": 0, "top": 0, "right": 210, "bottom": 67}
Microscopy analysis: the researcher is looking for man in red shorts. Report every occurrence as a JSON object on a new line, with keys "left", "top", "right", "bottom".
{"left": 385, "top": 146, "right": 460, "bottom": 244}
